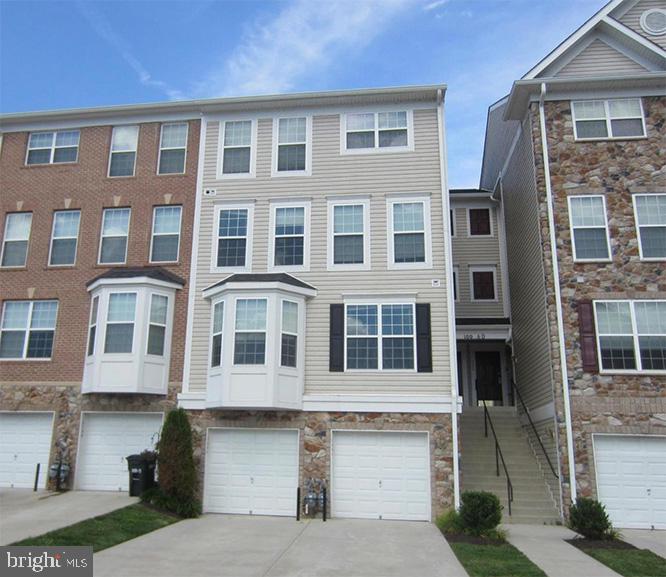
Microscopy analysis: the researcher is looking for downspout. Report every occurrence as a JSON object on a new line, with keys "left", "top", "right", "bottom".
{"left": 538, "top": 82, "right": 577, "bottom": 504}
{"left": 437, "top": 87, "right": 461, "bottom": 509}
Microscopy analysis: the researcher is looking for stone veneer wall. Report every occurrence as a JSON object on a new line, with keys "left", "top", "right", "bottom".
{"left": 530, "top": 95, "right": 666, "bottom": 509}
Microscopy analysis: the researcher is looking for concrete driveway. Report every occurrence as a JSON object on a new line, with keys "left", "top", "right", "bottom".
{"left": 0, "top": 488, "right": 137, "bottom": 545}
{"left": 94, "top": 514, "right": 467, "bottom": 577}
{"left": 621, "top": 529, "right": 666, "bottom": 558}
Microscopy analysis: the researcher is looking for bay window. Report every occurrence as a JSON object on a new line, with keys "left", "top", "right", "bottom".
{"left": 147, "top": 294, "right": 168, "bottom": 356}
{"left": 234, "top": 298, "right": 267, "bottom": 365}
{"left": 104, "top": 293, "right": 136, "bottom": 354}
{"left": 211, "top": 301, "right": 224, "bottom": 368}
{"left": 281, "top": 300, "right": 298, "bottom": 368}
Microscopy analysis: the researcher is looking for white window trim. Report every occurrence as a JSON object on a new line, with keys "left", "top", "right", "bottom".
{"left": 0, "top": 300, "right": 59, "bottom": 361}
{"left": 632, "top": 193, "right": 666, "bottom": 262}
{"left": 268, "top": 200, "right": 311, "bottom": 273}
{"left": 571, "top": 98, "right": 646, "bottom": 141}
{"left": 343, "top": 300, "right": 417, "bottom": 373}
{"left": 209, "top": 301, "right": 224, "bottom": 372}
{"left": 211, "top": 202, "right": 254, "bottom": 273}
{"left": 386, "top": 195, "right": 433, "bottom": 270}
{"left": 453, "top": 266, "right": 459, "bottom": 302}
{"left": 217, "top": 118, "right": 257, "bottom": 179}
{"left": 271, "top": 115, "right": 312, "bottom": 177}
{"left": 280, "top": 298, "right": 299, "bottom": 369}
{"left": 469, "top": 265, "right": 498, "bottom": 302}
{"left": 48, "top": 210, "right": 81, "bottom": 267}
{"left": 107, "top": 125, "right": 139, "bottom": 178}
{"left": 232, "top": 296, "right": 268, "bottom": 367}
{"left": 340, "top": 110, "right": 414, "bottom": 155}
{"left": 327, "top": 196, "right": 371, "bottom": 271}
{"left": 466, "top": 207, "right": 494, "bottom": 237}
{"left": 146, "top": 294, "right": 168, "bottom": 357}
{"left": 87, "top": 296, "right": 99, "bottom": 357}
{"left": 25, "top": 130, "right": 80, "bottom": 165}
{"left": 98, "top": 208, "right": 131, "bottom": 265}
{"left": 568, "top": 195, "right": 612, "bottom": 263}
{"left": 1, "top": 212, "right": 32, "bottom": 269}
{"left": 594, "top": 299, "right": 666, "bottom": 375}
{"left": 150, "top": 205, "right": 182, "bottom": 264}
{"left": 103, "top": 291, "right": 138, "bottom": 355}
{"left": 157, "top": 122, "right": 188, "bottom": 175}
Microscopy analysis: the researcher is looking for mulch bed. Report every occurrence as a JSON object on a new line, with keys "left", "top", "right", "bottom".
{"left": 567, "top": 538, "right": 637, "bottom": 551}
{"left": 445, "top": 532, "right": 506, "bottom": 546}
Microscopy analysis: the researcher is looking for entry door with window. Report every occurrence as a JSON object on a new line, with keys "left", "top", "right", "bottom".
{"left": 475, "top": 351, "right": 502, "bottom": 403}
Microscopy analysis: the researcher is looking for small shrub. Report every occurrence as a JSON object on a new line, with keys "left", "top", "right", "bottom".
{"left": 458, "top": 491, "right": 503, "bottom": 537}
{"left": 436, "top": 509, "right": 464, "bottom": 534}
{"left": 568, "top": 497, "right": 615, "bottom": 540}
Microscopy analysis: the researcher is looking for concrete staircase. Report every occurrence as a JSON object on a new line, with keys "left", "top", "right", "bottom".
{"left": 460, "top": 407, "right": 561, "bottom": 525}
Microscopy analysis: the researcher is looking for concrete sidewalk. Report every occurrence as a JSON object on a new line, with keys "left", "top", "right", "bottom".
{"left": 504, "top": 524, "right": 622, "bottom": 577}
{"left": 621, "top": 529, "right": 666, "bottom": 558}
{"left": 0, "top": 488, "right": 137, "bottom": 545}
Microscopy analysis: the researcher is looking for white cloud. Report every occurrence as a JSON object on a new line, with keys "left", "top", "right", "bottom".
{"left": 192, "top": 0, "right": 415, "bottom": 98}
{"left": 423, "top": 0, "right": 449, "bottom": 11}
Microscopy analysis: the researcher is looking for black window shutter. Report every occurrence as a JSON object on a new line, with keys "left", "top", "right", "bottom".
{"left": 416, "top": 303, "right": 432, "bottom": 373}
{"left": 578, "top": 301, "right": 598, "bottom": 374}
{"left": 330, "top": 304, "right": 345, "bottom": 372}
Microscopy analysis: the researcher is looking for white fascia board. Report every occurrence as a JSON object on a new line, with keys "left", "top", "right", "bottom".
{"left": 202, "top": 281, "right": 317, "bottom": 300}
{"left": 302, "top": 395, "right": 458, "bottom": 414}
{"left": 87, "top": 276, "right": 183, "bottom": 292}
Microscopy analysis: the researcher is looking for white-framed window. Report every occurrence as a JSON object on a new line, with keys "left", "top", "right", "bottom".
{"left": 268, "top": 202, "right": 310, "bottom": 271}
{"left": 213, "top": 204, "right": 253, "bottom": 271}
{"left": 49, "top": 210, "right": 81, "bottom": 266}
{"left": 26, "top": 130, "right": 80, "bottom": 165}
{"left": 633, "top": 194, "right": 666, "bottom": 261}
{"left": 594, "top": 300, "right": 666, "bottom": 373}
{"left": 281, "top": 300, "right": 298, "bottom": 368}
{"left": 470, "top": 265, "right": 497, "bottom": 301}
{"left": 104, "top": 292, "right": 136, "bottom": 354}
{"left": 568, "top": 195, "right": 611, "bottom": 262}
{"left": 1, "top": 212, "right": 32, "bottom": 268}
{"left": 220, "top": 119, "right": 255, "bottom": 177}
{"left": 345, "top": 303, "right": 416, "bottom": 371}
{"left": 210, "top": 301, "right": 224, "bottom": 368}
{"left": 342, "top": 111, "right": 412, "bottom": 153}
{"left": 468, "top": 207, "right": 493, "bottom": 237}
{"left": 452, "top": 266, "right": 459, "bottom": 301}
{"left": 0, "top": 300, "right": 58, "bottom": 360}
{"left": 327, "top": 197, "right": 370, "bottom": 270}
{"left": 571, "top": 98, "right": 645, "bottom": 140}
{"left": 146, "top": 294, "right": 168, "bottom": 356}
{"left": 233, "top": 298, "right": 267, "bottom": 365}
{"left": 272, "top": 116, "right": 311, "bottom": 176}
{"left": 150, "top": 205, "right": 182, "bottom": 263}
{"left": 387, "top": 196, "right": 432, "bottom": 269}
{"left": 87, "top": 296, "right": 99, "bottom": 357}
{"left": 99, "top": 208, "right": 130, "bottom": 265}
{"left": 108, "top": 125, "right": 139, "bottom": 177}
{"left": 158, "top": 122, "right": 188, "bottom": 174}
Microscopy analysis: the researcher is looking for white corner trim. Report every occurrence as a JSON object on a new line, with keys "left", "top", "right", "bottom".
{"left": 302, "top": 395, "right": 458, "bottom": 414}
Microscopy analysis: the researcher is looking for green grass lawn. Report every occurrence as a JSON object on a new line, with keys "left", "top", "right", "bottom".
{"left": 12, "top": 504, "right": 180, "bottom": 553}
{"left": 449, "top": 541, "right": 547, "bottom": 577}
{"left": 578, "top": 546, "right": 666, "bottom": 577}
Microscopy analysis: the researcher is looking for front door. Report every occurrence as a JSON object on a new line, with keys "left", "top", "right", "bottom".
{"left": 475, "top": 351, "right": 502, "bottom": 403}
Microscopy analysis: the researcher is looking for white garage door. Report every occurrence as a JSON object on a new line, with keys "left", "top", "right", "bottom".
{"left": 594, "top": 435, "right": 666, "bottom": 529}
{"left": 0, "top": 412, "right": 54, "bottom": 489}
{"left": 332, "top": 431, "right": 430, "bottom": 521}
{"left": 204, "top": 429, "right": 299, "bottom": 516}
{"left": 76, "top": 413, "right": 163, "bottom": 491}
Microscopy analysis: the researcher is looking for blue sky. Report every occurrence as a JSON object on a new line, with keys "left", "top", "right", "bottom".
{"left": 0, "top": 0, "right": 607, "bottom": 187}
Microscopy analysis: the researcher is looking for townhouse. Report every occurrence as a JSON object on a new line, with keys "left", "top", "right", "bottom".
{"left": 481, "top": 0, "right": 666, "bottom": 529}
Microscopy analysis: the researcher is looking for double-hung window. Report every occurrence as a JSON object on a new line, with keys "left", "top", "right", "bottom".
{"left": 1, "top": 212, "right": 32, "bottom": 267}
{"left": 221, "top": 120, "right": 254, "bottom": 176}
{"left": 344, "top": 111, "right": 410, "bottom": 151}
{"left": 150, "top": 206, "right": 182, "bottom": 263}
{"left": 633, "top": 194, "right": 666, "bottom": 260}
{"left": 215, "top": 206, "right": 252, "bottom": 270}
{"left": 345, "top": 303, "right": 415, "bottom": 370}
{"left": 388, "top": 197, "right": 431, "bottom": 268}
{"left": 281, "top": 300, "right": 298, "bottom": 368}
{"left": 158, "top": 123, "right": 188, "bottom": 174}
{"left": 49, "top": 210, "right": 81, "bottom": 266}
{"left": 270, "top": 204, "right": 308, "bottom": 270}
{"left": 147, "top": 294, "right": 168, "bottom": 356}
{"left": 568, "top": 196, "right": 611, "bottom": 261}
{"left": 572, "top": 99, "right": 645, "bottom": 140}
{"left": 109, "top": 125, "right": 139, "bottom": 177}
{"left": 0, "top": 300, "right": 58, "bottom": 359}
{"left": 26, "top": 130, "right": 80, "bottom": 165}
{"left": 234, "top": 298, "right": 267, "bottom": 365}
{"left": 328, "top": 199, "right": 369, "bottom": 269}
{"left": 595, "top": 300, "right": 666, "bottom": 372}
{"left": 99, "top": 208, "right": 130, "bottom": 264}
{"left": 87, "top": 296, "right": 99, "bottom": 356}
{"left": 210, "top": 301, "right": 224, "bottom": 368}
{"left": 274, "top": 117, "right": 309, "bottom": 174}
{"left": 104, "top": 293, "right": 136, "bottom": 354}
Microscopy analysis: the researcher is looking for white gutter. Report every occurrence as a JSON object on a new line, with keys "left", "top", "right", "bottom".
{"left": 538, "top": 82, "right": 577, "bottom": 504}
{"left": 437, "top": 88, "right": 461, "bottom": 509}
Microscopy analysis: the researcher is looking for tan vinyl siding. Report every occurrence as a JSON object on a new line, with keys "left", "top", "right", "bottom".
{"left": 615, "top": 0, "right": 666, "bottom": 50}
{"left": 189, "top": 107, "right": 452, "bottom": 397}
{"left": 556, "top": 39, "right": 648, "bottom": 77}
{"left": 451, "top": 205, "right": 505, "bottom": 318}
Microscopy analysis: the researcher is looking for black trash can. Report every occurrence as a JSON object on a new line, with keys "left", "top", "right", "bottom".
{"left": 126, "top": 453, "right": 156, "bottom": 497}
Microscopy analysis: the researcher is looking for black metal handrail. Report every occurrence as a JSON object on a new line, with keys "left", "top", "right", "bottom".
{"left": 511, "top": 380, "right": 559, "bottom": 479}
{"left": 480, "top": 399, "right": 514, "bottom": 516}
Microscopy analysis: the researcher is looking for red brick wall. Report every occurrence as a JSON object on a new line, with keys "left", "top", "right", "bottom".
{"left": 0, "top": 119, "right": 200, "bottom": 383}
